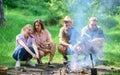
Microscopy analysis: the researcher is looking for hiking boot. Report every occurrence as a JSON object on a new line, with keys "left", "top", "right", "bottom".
{"left": 63, "top": 56, "right": 68, "bottom": 65}
{"left": 48, "top": 62, "right": 55, "bottom": 68}
{"left": 26, "top": 61, "right": 36, "bottom": 67}
{"left": 37, "top": 59, "right": 43, "bottom": 65}
{"left": 63, "top": 59, "right": 68, "bottom": 65}
{"left": 15, "top": 61, "right": 20, "bottom": 68}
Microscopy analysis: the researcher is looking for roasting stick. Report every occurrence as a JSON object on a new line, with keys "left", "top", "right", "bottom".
{"left": 90, "top": 53, "right": 94, "bottom": 68}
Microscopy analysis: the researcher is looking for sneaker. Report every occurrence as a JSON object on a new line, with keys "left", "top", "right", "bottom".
{"left": 26, "top": 61, "right": 36, "bottom": 67}
{"left": 37, "top": 59, "right": 42, "bottom": 64}
{"left": 48, "top": 62, "right": 55, "bottom": 68}
{"left": 15, "top": 61, "right": 20, "bottom": 68}
{"left": 64, "top": 56, "right": 68, "bottom": 60}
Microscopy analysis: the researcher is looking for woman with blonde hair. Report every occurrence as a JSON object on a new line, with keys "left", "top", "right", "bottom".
{"left": 33, "top": 19, "right": 56, "bottom": 67}
{"left": 12, "top": 24, "right": 39, "bottom": 68}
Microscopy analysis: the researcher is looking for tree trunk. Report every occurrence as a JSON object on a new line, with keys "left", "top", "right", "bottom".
{"left": 0, "top": 0, "right": 4, "bottom": 26}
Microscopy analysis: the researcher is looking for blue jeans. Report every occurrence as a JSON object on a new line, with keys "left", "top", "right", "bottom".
{"left": 12, "top": 47, "right": 35, "bottom": 61}
{"left": 66, "top": 46, "right": 73, "bottom": 55}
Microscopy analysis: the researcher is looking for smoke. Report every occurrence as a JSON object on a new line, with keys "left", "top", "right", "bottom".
{"left": 65, "top": 0, "right": 116, "bottom": 71}
{"left": 66, "top": 0, "right": 119, "bottom": 30}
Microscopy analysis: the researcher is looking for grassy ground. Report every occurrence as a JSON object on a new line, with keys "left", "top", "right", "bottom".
{"left": 0, "top": 8, "right": 120, "bottom": 69}
{"left": 0, "top": 8, "right": 62, "bottom": 67}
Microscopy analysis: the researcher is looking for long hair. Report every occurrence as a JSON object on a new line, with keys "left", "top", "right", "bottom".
{"left": 33, "top": 19, "right": 45, "bottom": 33}
{"left": 21, "top": 24, "right": 33, "bottom": 34}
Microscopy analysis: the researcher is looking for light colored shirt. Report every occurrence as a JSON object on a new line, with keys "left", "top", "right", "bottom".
{"left": 33, "top": 29, "right": 51, "bottom": 49}
{"left": 14, "top": 34, "right": 34, "bottom": 51}
{"left": 59, "top": 27, "right": 79, "bottom": 45}
{"left": 59, "top": 27, "right": 70, "bottom": 44}
{"left": 81, "top": 25, "right": 104, "bottom": 41}
{"left": 80, "top": 25, "right": 105, "bottom": 58}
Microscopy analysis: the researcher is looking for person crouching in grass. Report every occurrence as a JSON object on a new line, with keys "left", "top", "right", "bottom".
{"left": 58, "top": 16, "right": 79, "bottom": 64}
{"left": 12, "top": 24, "right": 39, "bottom": 68}
{"left": 32, "top": 19, "right": 56, "bottom": 67}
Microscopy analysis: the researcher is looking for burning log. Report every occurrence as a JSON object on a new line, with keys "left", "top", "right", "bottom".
{"left": 64, "top": 63, "right": 90, "bottom": 74}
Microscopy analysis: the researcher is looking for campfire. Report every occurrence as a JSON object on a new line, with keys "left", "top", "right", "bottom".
{"left": 6, "top": 37, "right": 119, "bottom": 75}
{"left": 5, "top": 60, "right": 120, "bottom": 75}
{"left": 6, "top": 64, "right": 120, "bottom": 75}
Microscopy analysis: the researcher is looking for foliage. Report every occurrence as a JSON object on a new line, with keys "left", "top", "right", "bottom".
{"left": 3, "top": 0, "right": 68, "bottom": 26}
{"left": 0, "top": 8, "right": 63, "bottom": 66}
{"left": 45, "top": 0, "right": 68, "bottom": 25}
{"left": 99, "top": 16, "right": 119, "bottom": 29}
{"left": 1, "top": 0, "right": 120, "bottom": 70}
{"left": 116, "top": 6, "right": 120, "bottom": 15}
{"left": 98, "top": 0, "right": 120, "bottom": 15}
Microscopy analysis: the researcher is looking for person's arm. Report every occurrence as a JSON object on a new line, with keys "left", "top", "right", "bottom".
{"left": 69, "top": 28, "right": 79, "bottom": 45}
{"left": 17, "top": 39, "right": 37, "bottom": 58}
{"left": 59, "top": 37, "right": 69, "bottom": 46}
{"left": 81, "top": 26, "right": 91, "bottom": 42}
{"left": 59, "top": 37, "right": 73, "bottom": 51}
{"left": 98, "top": 28, "right": 105, "bottom": 39}
{"left": 59, "top": 28, "right": 70, "bottom": 46}
{"left": 32, "top": 40, "right": 39, "bottom": 58}
{"left": 45, "top": 30, "right": 52, "bottom": 44}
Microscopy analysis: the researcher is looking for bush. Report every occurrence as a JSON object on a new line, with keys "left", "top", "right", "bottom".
{"left": 100, "top": 16, "right": 119, "bottom": 29}
{"left": 3, "top": 0, "right": 68, "bottom": 26}
{"left": 3, "top": 0, "right": 18, "bottom": 8}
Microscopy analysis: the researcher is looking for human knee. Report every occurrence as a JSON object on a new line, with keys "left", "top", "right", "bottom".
{"left": 50, "top": 42, "right": 56, "bottom": 49}
{"left": 39, "top": 51, "right": 45, "bottom": 57}
{"left": 59, "top": 45, "right": 65, "bottom": 49}
{"left": 58, "top": 45, "right": 66, "bottom": 53}
{"left": 58, "top": 45, "right": 62, "bottom": 52}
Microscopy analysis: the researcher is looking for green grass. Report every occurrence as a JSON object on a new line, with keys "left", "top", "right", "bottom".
{"left": 0, "top": 8, "right": 120, "bottom": 70}
{"left": 103, "top": 42, "right": 120, "bottom": 67}
{"left": 0, "top": 8, "right": 62, "bottom": 67}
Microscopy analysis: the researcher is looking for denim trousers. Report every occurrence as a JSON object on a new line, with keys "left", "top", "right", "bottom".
{"left": 12, "top": 47, "right": 35, "bottom": 61}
